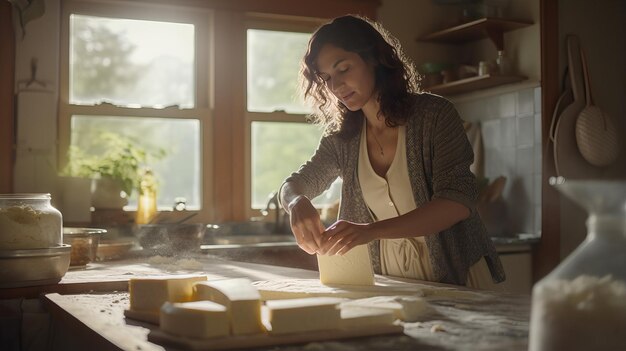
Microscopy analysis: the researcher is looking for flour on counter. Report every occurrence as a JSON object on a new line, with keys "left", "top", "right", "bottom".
{"left": 0, "top": 205, "right": 61, "bottom": 249}
{"left": 253, "top": 277, "right": 482, "bottom": 302}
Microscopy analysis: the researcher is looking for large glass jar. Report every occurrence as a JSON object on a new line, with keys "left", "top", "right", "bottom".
{"left": 0, "top": 194, "right": 63, "bottom": 250}
{"left": 529, "top": 179, "right": 626, "bottom": 351}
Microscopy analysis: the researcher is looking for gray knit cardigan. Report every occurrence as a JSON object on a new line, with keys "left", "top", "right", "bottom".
{"left": 284, "top": 93, "right": 505, "bottom": 285}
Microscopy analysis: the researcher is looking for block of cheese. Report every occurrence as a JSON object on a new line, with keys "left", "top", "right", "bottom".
{"left": 317, "top": 244, "right": 374, "bottom": 286}
{"left": 265, "top": 297, "right": 343, "bottom": 334}
{"left": 340, "top": 295, "right": 433, "bottom": 322}
{"left": 194, "top": 278, "right": 264, "bottom": 335}
{"left": 160, "top": 301, "right": 229, "bottom": 339}
{"left": 340, "top": 306, "right": 396, "bottom": 329}
{"left": 129, "top": 275, "right": 207, "bottom": 312}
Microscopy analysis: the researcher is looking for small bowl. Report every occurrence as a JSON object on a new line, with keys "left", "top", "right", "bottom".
{"left": 63, "top": 227, "right": 107, "bottom": 267}
{"left": 97, "top": 238, "right": 137, "bottom": 261}
{"left": 0, "top": 245, "right": 71, "bottom": 288}
{"left": 136, "top": 223, "right": 205, "bottom": 255}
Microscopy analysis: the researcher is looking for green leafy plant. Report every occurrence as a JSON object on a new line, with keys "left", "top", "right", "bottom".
{"left": 63, "top": 132, "right": 166, "bottom": 197}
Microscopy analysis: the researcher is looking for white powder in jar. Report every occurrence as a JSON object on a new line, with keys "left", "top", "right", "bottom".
{"left": 0, "top": 205, "right": 62, "bottom": 249}
{"left": 529, "top": 275, "right": 626, "bottom": 351}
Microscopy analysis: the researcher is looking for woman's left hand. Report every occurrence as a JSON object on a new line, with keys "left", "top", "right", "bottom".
{"left": 319, "top": 220, "right": 375, "bottom": 255}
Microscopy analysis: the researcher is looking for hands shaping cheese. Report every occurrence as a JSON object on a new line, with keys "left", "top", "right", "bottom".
{"left": 317, "top": 244, "right": 375, "bottom": 286}
{"left": 126, "top": 275, "right": 420, "bottom": 340}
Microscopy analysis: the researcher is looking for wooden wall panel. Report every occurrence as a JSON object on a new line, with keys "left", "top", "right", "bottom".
{"left": 0, "top": 2, "right": 15, "bottom": 193}
{"left": 134, "top": 0, "right": 380, "bottom": 20}
{"left": 533, "top": 0, "right": 560, "bottom": 282}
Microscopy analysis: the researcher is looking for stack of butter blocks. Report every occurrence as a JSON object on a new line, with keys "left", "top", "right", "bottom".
{"left": 127, "top": 275, "right": 207, "bottom": 324}
{"left": 127, "top": 276, "right": 403, "bottom": 340}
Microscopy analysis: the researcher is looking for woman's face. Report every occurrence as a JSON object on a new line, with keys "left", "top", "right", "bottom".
{"left": 315, "top": 44, "right": 377, "bottom": 112}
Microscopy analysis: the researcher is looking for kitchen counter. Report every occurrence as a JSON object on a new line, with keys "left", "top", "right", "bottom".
{"left": 20, "top": 255, "right": 530, "bottom": 351}
{"left": 0, "top": 232, "right": 537, "bottom": 299}
{"left": 490, "top": 233, "right": 541, "bottom": 246}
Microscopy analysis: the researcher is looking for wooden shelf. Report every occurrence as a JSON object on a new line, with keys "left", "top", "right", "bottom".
{"left": 427, "top": 74, "right": 526, "bottom": 96}
{"left": 418, "top": 17, "right": 533, "bottom": 50}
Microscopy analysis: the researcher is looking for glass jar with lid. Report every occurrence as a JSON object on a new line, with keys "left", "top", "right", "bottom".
{"left": 0, "top": 194, "right": 63, "bottom": 250}
{"left": 529, "top": 178, "right": 626, "bottom": 351}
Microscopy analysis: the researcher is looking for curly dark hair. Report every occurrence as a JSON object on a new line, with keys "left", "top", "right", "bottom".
{"left": 300, "top": 15, "right": 421, "bottom": 138}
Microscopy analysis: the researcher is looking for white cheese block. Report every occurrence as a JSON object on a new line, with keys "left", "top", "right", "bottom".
{"left": 340, "top": 306, "right": 396, "bottom": 329}
{"left": 340, "top": 295, "right": 433, "bottom": 322}
{"left": 194, "top": 278, "right": 264, "bottom": 335}
{"left": 160, "top": 301, "right": 229, "bottom": 339}
{"left": 129, "top": 275, "right": 207, "bottom": 312}
{"left": 265, "top": 297, "right": 343, "bottom": 334}
{"left": 317, "top": 244, "right": 374, "bottom": 286}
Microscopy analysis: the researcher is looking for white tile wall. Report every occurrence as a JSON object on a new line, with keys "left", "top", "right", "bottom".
{"left": 455, "top": 87, "right": 542, "bottom": 237}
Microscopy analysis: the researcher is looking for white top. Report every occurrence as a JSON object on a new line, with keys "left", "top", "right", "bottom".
{"left": 357, "top": 121, "right": 433, "bottom": 281}
{"left": 357, "top": 120, "right": 499, "bottom": 289}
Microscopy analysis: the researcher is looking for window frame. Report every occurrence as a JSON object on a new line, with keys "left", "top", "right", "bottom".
{"left": 242, "top": 14, "right": 325, "bottom": 219}
{"left": 58, "top": 0, "right": 379, "bottom": 223}
{"left": 59, "top": 0, "right": 214, "bottom": 222}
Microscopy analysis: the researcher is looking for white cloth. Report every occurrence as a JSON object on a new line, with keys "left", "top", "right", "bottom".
{"left": 358, "top": 120, "right": 496, "bottom": 289}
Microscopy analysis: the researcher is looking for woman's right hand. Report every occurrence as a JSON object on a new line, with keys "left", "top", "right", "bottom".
{"left": 288, "top": 195, "right": 325, "bottom": 254}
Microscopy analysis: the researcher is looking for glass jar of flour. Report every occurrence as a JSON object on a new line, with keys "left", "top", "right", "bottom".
{"left": 529, "top": 179, "right": 626, "bottom": 351}
{"left": 0, "top": 194, "right": 63, "bottom": 250}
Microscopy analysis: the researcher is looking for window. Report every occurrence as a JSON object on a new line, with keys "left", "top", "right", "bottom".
{"left": 245, "top": 21, "right": 341, "bottom": 212}
{"left": 70, "top": 116, "right": 201, "bottom": 209}
{"left": 59, "top": 2, "right": 353, "bottom": 222}
{"left": 69, "top": 15, "right": 195, "bottom": 108}
{"left": 60, "top": 1, "right": 211, "bottom": 214}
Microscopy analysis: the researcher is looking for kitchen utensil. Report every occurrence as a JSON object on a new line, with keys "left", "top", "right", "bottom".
{"left": 0, "top": 244, "right": 71, "bottom": 288}
{"left": 553, "top": 35, "right": 602, "bottom": 178}
{"left": 478, "top": 176, "right": 506, "bottom": 203}
{"left": 477, "top": 176, "right": 508, "bottom": 236}
{"left": 487, "top": 176, "right": 506, "bottom": 202}
{"left": 574, "top": 49, "right": 620, "bottom": 167}
{"left": 548, "top": 72, "right": 573, "bottom": 144}
{"left": 63, "top": 227, "right": 107, "bottom": 267}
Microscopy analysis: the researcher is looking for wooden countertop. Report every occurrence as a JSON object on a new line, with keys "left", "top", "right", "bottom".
{"left": 32, "top": 255, "right": 529, "bottom": 351}
{"left": 0, "top": 251, "right": 319, "bottom": 299}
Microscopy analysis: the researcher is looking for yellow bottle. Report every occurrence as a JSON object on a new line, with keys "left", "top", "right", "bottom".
{"left": 135, "top": 169, "right": 157, "bottom": 224}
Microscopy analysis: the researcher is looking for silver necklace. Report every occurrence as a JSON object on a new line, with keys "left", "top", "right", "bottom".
{"left": 368, "top": 125, "right": 384, "bottom": 157}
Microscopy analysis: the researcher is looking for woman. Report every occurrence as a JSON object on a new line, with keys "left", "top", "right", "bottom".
{"left": 279, "top": 15, "right": 505, "bottom": 288}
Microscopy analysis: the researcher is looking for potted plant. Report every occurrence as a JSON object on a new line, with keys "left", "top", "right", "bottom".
{"left": 63, "top": 132, "right": 165, "bottom": 209}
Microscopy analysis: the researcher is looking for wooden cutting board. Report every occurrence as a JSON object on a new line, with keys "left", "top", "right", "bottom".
{"left": 148, "top": 323, "right": 404, "bottom": 351}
